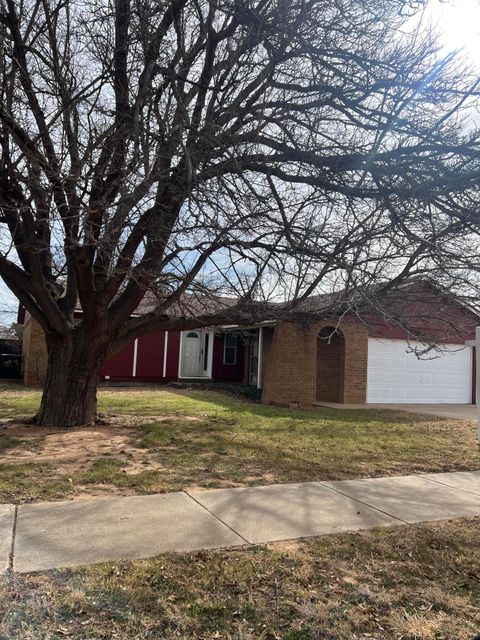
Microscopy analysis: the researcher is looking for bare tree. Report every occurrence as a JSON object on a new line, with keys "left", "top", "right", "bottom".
{"left": 0, "top": 321, "right": 21, "bottom": 340}
{"left": 0, "top": 0, "right": 479, "bottom": 426}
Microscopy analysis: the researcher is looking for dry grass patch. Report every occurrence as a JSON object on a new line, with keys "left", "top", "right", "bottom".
{"left": 1, "top": 518, "right": 479, "bottom": 639}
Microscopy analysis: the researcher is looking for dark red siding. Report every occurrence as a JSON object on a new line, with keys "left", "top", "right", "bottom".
{"left": 165, "top": 331, "right": 181, "bottom": 379}
{"left": 136, "top": 332, "right": 164, "bottom": 379}
{"left": 100, "top": 331, "right": 179, "bottom": 381}
{"left": 101, "top": 342, "right": 134, "bottom": 379}
{"left": 368, "top": 290, "right": 478, "bottom": 344}
{"left": 100, "top": 332, "right": 245, "bottom": 383}
{"left": 212, "top": 334, "right": 245, "bottom": 382}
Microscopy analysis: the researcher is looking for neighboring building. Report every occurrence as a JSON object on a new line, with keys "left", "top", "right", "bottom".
{"left": 0, "top": 337, "right": 22, "bottom": 379}
{"left": 20, "top": 282, "right": 479, "bottom": 405}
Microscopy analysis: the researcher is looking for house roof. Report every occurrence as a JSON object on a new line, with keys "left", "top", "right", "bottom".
{"left": 21, "top": 277, "right": 479, "bottom": 336}
{"left": 96, "top": 278, "right": 480, "bottom": 324}
{"left": 209, "top": 279, "right": 480, "bottom": 343}
{"left": 293, "top": 278, "right": 480, "bottom": 319}
{"left": 135, "top": 290, "right": 238, "bottom": 317}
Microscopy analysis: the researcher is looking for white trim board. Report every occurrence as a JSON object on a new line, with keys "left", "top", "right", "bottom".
{"left": 162, "top": 331, "right": 169, "bottom": 378}
{"left": 132, "top": 339, "right": 138, "bottom": 377}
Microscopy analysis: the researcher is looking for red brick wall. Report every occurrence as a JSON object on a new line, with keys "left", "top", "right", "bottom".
{"left": 316, "top": 330, "right": 344, "bottom": 402}
{"left": 262, "top": 322, "right": 316, "bottom": 406}
{"left": 342, "top": 322, "right": 369, "bottom": 403}
{"left": 262, "top": 320, "right": 368, "bottom": 406}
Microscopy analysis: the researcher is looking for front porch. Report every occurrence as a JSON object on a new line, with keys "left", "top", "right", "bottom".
{"left": 178, "top": 325, "right": 273, "bottom": 390}
{"left": 181, "top": 320, "right": 368, "bottom": 408}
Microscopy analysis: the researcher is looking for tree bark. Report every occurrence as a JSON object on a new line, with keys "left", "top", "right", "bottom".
{"left": 36, "top": 329, "right": 106, "bottom": 427}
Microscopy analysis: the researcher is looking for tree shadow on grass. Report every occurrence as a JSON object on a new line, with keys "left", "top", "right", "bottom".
{"left": 128, "top": 412, "right": 479, "bottom": 489}
{"left": 166, "top": 387, "right": 444, "bottom": 426}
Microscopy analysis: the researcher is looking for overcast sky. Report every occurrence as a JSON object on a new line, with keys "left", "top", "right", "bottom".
{"left": 426, "top": 0, "right": 480, "bottom": 63}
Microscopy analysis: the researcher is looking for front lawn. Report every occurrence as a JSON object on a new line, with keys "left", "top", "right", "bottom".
{"left": 0, "top": 383, "right": 478, "bottom": 503}
{"left": 1, "top": 518, "right": 479, "bottom": 639}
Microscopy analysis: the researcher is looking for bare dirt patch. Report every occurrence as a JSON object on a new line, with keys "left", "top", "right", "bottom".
{"left": 0, "top": 415, "right": 200, "bottom": 499}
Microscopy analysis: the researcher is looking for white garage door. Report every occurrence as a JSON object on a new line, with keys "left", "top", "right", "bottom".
{"left": 367, "top": 338, "right": 472, "bottom": 404}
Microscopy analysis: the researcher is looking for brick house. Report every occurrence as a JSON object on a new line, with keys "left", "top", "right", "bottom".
{"left": 21, "top": 282, "right": 479, "bottom": 406}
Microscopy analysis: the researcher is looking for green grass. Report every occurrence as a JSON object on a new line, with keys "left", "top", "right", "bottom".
{"left": 104, "top": 388, "right": 480, "bottom": 484}
{"left": 1, "top": 384, "right": 479, "bottom": 503}
{"left": 78, "top": 458, "right": 171, "bottom": 494}
{"left": 0, "top": 463, "right": 74, "bottom": 503}
{"left": 0, "top": 380, "right": 42, "bottom": 417}
{"left": 134, "top": 405, "right": 478, "bottom": 482}
{"left": 0, "top": 435, "right": 23, "bottom": 453}
{"left": 1, "top": 517, "right": 479, "bottom": 639}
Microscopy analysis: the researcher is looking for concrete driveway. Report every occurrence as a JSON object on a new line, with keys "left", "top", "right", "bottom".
{"left": 316, "top": 401, "right": 477, "bottom": 420}
{"left": 368, "top": 404, "right": 477, "bottom": 420}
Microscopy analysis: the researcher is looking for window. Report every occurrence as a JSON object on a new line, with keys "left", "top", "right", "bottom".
{"left": 223, "top": 334, "right": 237, "bottom": 365}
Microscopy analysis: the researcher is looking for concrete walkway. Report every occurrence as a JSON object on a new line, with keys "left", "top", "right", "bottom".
{"left": 2, "top": 470, "right": 480, "bottom": 573}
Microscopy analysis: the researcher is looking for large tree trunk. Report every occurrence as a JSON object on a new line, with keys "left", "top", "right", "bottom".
{"left": 36, "top": 329, "right": 106, "bottom": 428}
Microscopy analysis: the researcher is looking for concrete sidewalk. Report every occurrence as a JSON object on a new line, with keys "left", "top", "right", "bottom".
{"left": 2, "top": 470, "right": 480, "bottom": 573}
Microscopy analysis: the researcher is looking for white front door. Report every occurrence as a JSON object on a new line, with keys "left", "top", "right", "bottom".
{"left": 180, "top": 330, "right": 212, "bottom": 378}
{"left": 181, "top": 330, "right": 203, "bottom": 377}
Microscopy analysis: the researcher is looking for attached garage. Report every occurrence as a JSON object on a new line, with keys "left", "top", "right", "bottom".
{"left": 367, "top": 338, "right": 473, "bottom": 404}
